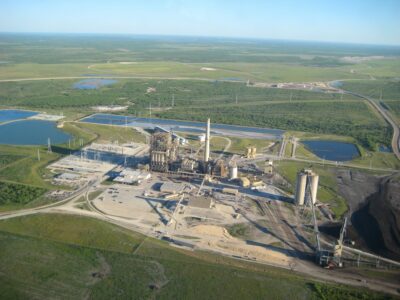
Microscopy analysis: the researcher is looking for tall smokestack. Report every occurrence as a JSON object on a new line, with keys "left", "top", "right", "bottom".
{"left": 205, "top": 118, "right": 210, "bottom": 162}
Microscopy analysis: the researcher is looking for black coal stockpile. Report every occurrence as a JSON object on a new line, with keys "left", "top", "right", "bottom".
{"left": 351, "top": 176, "right": 400, "bottom": 260}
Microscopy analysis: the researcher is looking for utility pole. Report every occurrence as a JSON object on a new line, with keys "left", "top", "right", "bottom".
{"left": 149, "top": 103, "right": 152, "bottom": 118}
{"left": 47, "top": 138, "right": 52, "bottom": 153}
{"left": 37, "top": 149, "right": 41, "bottom": 161}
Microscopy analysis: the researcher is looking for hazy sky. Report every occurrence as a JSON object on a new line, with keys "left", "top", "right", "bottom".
{"left": 0, "top": 0, "right": 399, "bottom": 45}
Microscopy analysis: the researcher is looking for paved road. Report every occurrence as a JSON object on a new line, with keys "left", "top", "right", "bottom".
{"left": 343, "top": 90, "right": 400, "bottom": 161}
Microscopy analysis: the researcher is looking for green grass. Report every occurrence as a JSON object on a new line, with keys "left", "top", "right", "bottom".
{"left": 210, "top": 136, "right": 229, "bottom": 152}
{"left": 0, "top": 146, "right": 60, "bottom": 188}
{"left": 308, "top": 282, "right": 390, "bottom": 300}
{"left": 0, "top": 214, "right": 144, "bottom": 252}
{"left": 226, "top": 223, "right": 250, "bottom": 238}
{"left": 383, "top": 100, "right": 400, "bottom": 124}
{"left": 0, "top": 181, "right": 47, "bottom": 206}
{"left": 0, "top": 213, "right": 392, "bottom": 299}
{"left": 352, "top": 151, "right": 400, "bottom": 170}
{"left": 68, "top": 122, "right": 146, "bottom": 144}
{"left": 88, "top": 190, "right": 103, "bottom": 201}
{"left": 229, "top": 137, "right": 275, "bottom": 155}
{"left": 342, "top": 79, "right": 400, "bottom": 101}
{"left": 0, "top": 154, "right": 24, "bottom": 168}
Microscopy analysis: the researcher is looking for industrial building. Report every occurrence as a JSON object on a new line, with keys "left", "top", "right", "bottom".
{"left": 150, "top": 131, "right": 179, "bottom": 172}
{"left": 149, "top": 117, "right": 215, "bottom": 175}
{"left": 113, "top": 169, "right": 151, "bottom": 185}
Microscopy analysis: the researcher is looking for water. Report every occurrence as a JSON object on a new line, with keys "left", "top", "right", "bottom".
{"left": 73, "top": 79, "right": 118, "bottom": 90}
{"left": 302, "top": 140, "right": 360, "bottom": 161}
{"left": 378, "top": 145, "right": 392, "bottom": 153}
{"left": 0, "top": 120, "right": 71, "bottom": 145}
{"left": 81, "top": 113, "right": 284, "bottom": 139}
{"left": 220, "top": 77, "right": 244, "bottom": 82}
{"left": 0, "top": 109, "right": 38, "bottom": 123}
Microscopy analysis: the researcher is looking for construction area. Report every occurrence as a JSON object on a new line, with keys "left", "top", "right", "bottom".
{"left": 45, "top": 117, "right": 400, "bottom": 272}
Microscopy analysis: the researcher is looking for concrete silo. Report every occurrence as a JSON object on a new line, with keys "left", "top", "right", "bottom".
{"left": 295, "top": 172, "right": 307, "bottom": 205}
{"left": 229, "top": 162, "right": 238, "bottom": 180}
{"left": 310, "top": 174, "right": 319, "bottom": 204}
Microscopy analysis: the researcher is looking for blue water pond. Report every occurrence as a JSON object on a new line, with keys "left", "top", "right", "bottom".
{"left": 73, "top": 79, "right": 118, "bottom": 90}
{"left": 0, "top": 120, "right": 71, "bottom": 145}
{"left": 303, "top": 140, "right": 360, "bottom": 161}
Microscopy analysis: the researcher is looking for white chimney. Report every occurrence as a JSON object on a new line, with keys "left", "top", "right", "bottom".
{"left": 205, "top": 118, "right": 210, "bottom": 162}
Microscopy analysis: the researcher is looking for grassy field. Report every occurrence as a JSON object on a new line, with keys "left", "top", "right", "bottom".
{"left": 0, "top": 33, "right": 399, "bottom": 81}
{"left": 229, "top": 137, "right": 275, "bottom": 155}
{"left": 0, "top": 213, "right": 392, "bottom": 299}
{"left": 0, "top": 181, "right": 47, "bottom": 206}
{"left": 382, "top": 100, "right": 400, "bottom": 124}
{"left": 342, "top": 79, "right": 400, "bottom": 101}
{"left": 67, "top": 122, "right": 146, "bottom": 144}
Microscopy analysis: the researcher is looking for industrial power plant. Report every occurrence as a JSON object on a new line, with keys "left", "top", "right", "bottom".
{"left": 43, "top": 115, "right": 400, "bottom": 274}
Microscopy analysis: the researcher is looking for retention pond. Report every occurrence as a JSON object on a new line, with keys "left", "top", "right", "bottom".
{"left": 302, "top": 140, "right": 360, "bottom": 161}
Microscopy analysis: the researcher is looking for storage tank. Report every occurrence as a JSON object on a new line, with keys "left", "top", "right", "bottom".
{"left": 310, "top": 174, "right": 319, "bottom": 204}
{"left": 251, "top": 147, "right": 257, "bottom": 158}
{"left": 295, "top": 172, "right": 307, "bottom": 205}
{"left": 229, "top": 162, "right": 238, "bottom": 180}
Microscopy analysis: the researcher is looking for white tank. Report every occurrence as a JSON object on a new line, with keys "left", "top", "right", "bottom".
{"left": 310, "top": 174, "right": 319, "bottom": 204}
{"left": 295, "top": 173, "right": 307, "bottom": 205}
{"left": 229, "top": 166, "right": 238, "bottom": 180}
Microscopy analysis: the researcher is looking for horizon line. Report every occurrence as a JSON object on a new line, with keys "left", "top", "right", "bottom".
{"left": 1, "top": 31, "right": 400, "bottom": 48}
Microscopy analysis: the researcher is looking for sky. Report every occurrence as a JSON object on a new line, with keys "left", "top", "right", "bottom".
{"left": 0, "top": 0, "right": 399, "bottom": 45}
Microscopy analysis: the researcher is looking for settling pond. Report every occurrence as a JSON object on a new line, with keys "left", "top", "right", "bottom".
{"left": 73, "top": 79, "right": 118, "bottom": 90}
{"left": 0, "top": 110, "right": 71, "bottom": 145}
{"left": 81, "top": 113, "right": 284, "bottom": 140}
{"left": 0, "top": 109, "right": 38, "bottom": 123}
{"left": 302, "top": 140, "right": 360, "bottom": 161}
